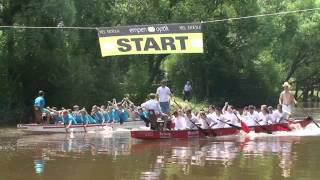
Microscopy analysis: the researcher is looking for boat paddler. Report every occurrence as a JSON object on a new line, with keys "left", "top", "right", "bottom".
{"left": 185, "top": 109, "right": 200, "bottom": 130}
{"left": 61, "top": 110, "right": 77, "bottom": 128}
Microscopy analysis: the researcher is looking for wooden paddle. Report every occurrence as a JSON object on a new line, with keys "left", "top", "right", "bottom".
{"left": 297, "top": 103, "right": 320, "bottom": 128}
{"left": 83, "top": 122, "right": 87, "bottom": 133}
{"left": 215, "top": 118, "right": 242, "bottom": 130}
{"left": 173, "top": 99, "right": 212, "bottom": 137}
{"left": 188, "top": 117, "right": 211, "bottom": 137}
{"left": 202, "top": 115, "right": 218, "bottom": 137}
{"left": 254, "top": 119, "right": 272, "bottom": 134}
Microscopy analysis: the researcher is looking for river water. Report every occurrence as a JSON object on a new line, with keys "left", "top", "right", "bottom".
{"left": 1, "top": 106, "right": 320, "bottom": 180}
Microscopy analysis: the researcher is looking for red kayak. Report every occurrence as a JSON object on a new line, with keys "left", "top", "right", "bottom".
{"left": 131, "top": 118, "right": 313, "bottom": 139}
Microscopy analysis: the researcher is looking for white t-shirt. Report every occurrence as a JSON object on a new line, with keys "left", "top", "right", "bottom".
{"left": 211, "top": 114, "right": 227, "bottom": 128}
{"left": 173, "top": 116, "right": 186, "bottom": 130}
{"left": 223, "top": 112, "right": 239, "bottom": 127}
{"left": 268, "top": 112, "right": 277, "bottom": 124}
{"left": 244, "top": 111, "right": 259, "bottom": 126}
{"left": 258, "top": 112, "right": 273, "bottom": 125}
{"left": 156, "top": 86, "right": 171, "bottom": 102}
{"left": 184, "top": 84, "right": 192, "bottom": 92}
{"left": 198, "top": 116, "right": 215, "bottom": 129}
{"left": 272, "top": 110, "right": 284, "bottom": 123}
{"left": 141, "top": 99, "right": 162, "bottom": 114}
{"left": 198, "top": 117, "right": 209, "bottom": 129}
{"left": 185, "top": 114, "right": 199, "bottom": 129}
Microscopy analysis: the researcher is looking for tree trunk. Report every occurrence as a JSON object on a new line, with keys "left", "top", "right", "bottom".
{"left": 302, "top": 89, "right": 308, "bottom": 102}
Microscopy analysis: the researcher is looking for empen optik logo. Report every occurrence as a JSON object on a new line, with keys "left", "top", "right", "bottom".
{"left": 148, "top": 25, "right": 170, "bottom": 33}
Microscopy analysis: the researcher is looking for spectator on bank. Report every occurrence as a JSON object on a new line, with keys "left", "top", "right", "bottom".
{"left": 182, "top": 81, "right": 192, "bottom": 101}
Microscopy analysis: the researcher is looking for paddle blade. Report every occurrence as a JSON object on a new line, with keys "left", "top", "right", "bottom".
{"left": 240, "top": 121, "right": 251, "bottom": 133}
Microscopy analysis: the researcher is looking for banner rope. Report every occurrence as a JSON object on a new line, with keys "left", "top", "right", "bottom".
{"left": 0, "top": 7, "right": 319, "bottom": 30}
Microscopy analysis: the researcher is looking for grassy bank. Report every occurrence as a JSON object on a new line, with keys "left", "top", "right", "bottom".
{"left": 170, "top": 96, "right": 208, "bottom": 112}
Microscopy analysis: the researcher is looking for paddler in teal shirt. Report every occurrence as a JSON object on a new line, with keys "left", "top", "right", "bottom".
{"left": 62, "top": 110, "right": 77, "bottom": 128}
{"left": 79, "top": 109, "right": 96, "bottom": 124}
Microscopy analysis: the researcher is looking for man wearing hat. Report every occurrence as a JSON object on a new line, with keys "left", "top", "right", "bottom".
{"left": 279, "top": 82, "right": 297, "bottom": 118}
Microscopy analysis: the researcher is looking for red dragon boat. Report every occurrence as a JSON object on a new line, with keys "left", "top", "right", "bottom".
{"left": 131, "top": 117, "right": 313, "bottom": 139}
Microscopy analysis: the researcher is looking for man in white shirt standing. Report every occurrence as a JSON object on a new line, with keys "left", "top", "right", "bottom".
{"left": 156, "top": 80, "right": 171, "bottom": 114}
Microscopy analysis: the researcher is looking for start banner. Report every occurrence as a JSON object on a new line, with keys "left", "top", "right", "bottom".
{"left": 97, "top": 23, "right": 203, "bottom": 57}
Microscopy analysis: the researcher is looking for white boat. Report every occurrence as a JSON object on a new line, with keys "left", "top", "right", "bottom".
{"left": 17, "top": 120, "right": 146, "bottom": 133}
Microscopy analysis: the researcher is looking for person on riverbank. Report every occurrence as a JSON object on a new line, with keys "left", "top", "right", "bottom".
{"left": 182, "top": 81, "right": 192, "bottom": 101}
{"left": 279, "top": 82, "right": 297, "bottom": 118}
{"left": 34, "top": 90, "right": 50, "bottom": 124}
{"left": 156, "top": 80, "right": 171, "bottom": 114}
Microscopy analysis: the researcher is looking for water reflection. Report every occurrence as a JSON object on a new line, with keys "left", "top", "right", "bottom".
{"left": 5, "top": 127, "right": 319, "bottom": 179}
{"left": 20, "top": 133, "right": 130, "bottom": 153}
{"left": 242, "top": 136, "right": 299, "bottom": 178}
{"left": 34, "top": 159, "right": 45, "bottom": 174}
{"left": 16, "top": 132, "right": 132, "bottom": 175}
{"left": 133, "top": 136, "right": 301, "bottom": 180}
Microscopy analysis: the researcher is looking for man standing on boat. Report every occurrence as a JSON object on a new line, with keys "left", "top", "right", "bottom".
{"left": 34, "top": 90, "right": 50, "bottom": 123}
{"left": 279, "top": 82, "right": 297, "bottom": 118}
{"left": 156, "top": 80, "right": 171, "bottom": 114}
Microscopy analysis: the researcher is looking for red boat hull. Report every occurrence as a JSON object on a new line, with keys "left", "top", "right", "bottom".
{"left": 131, "top": 118, "right": 312, "bottom": 139}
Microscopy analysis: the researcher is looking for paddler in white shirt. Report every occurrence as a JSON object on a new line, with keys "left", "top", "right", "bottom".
{"left": 244, "top": 105, "right": 260, "bottom": 126}
{"left": 172, "top": 110, "right": 186, "bottom": 130}
{"left": 141, "top": 93, "right": 162, "bottom": 115}
{"left": 273, "top": 104, "right": 285, "bottom": 123}
{"left": 185, "top": 109, "right": 200, "bottom": 130}
{"left": 207, "top": 105, "right": 216, "bottom": 118}
{"left": 198, "top": 111, "right": 215, "bottom": 129}
{"left": 267, "top": 106, "right": 277, "bottom": 124}
{"left": 212, "top": 107, "right": 227, "bottom": 128}
{"left": 258, "top": 105, "right": 273, "bottom": 125}
{"left": 222, "top": 102, "right": 239, "bottom": 127}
